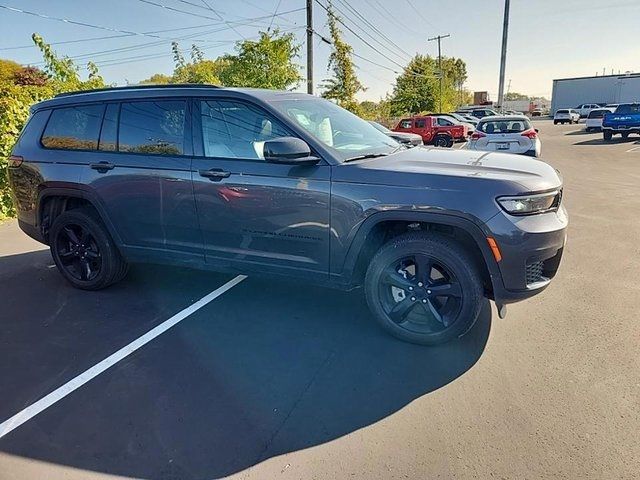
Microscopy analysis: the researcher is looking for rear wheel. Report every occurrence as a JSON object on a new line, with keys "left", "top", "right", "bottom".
{"left": 603, "top": 130, "right": 613, "bottom": 141}
{"left": 433, "top": 134, "right": 451, "bottom": 148}
{"left": 364, "top": 233, "right": 484, "bottom": 345}
{"left": 50, "top": 208, "right": 128, "bottom": 290}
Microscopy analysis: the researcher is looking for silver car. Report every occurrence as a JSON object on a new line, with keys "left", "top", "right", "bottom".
{"left": 467, "top": 115, "right": 541, "bottom": 157}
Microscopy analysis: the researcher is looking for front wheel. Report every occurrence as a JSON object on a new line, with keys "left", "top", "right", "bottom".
{"left": 603, "top": 130, "right": 613, "bottom": 141}
{"left": 364, "top": 233, "right": 484, "bottom": 345}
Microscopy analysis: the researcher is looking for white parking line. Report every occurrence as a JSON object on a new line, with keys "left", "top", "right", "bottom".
{"left": 458, "top": 141, "right": 468, "bottom": 150}
{"left": 0, "top": 274, "right": 247, "bottom": 439}
{"left": 625, "top": 145, "right": 640, "bottom": 153}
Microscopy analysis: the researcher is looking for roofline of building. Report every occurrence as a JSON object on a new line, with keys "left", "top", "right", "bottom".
{"left": 553, "top": 73, "right": 640, "bottom": 82}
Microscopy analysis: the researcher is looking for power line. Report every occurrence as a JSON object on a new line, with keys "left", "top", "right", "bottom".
{"left": 314, "top": 0, "right": 407, "bottom": 71}
{"left": 333, "top": 0, "right": 412, "bottom": 62}
{"left": 405, "top": 0, "right": 439, "bottom": 32}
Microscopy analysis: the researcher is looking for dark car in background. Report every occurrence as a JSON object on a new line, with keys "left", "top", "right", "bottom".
{"left": 368, "top": 120, "right": 423, "bottom": 147}
{"left": 8, "top": 85, "right": 567, "bottom": 346}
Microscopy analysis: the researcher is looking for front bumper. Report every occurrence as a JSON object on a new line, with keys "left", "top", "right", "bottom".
{"left": 485, "top": 205, "right": 568, "bottom": 304}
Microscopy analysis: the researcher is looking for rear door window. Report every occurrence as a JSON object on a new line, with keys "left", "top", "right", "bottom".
{"left": 41, "top": 104, "right": 105, "bottom": 150}
{"left": 415, "top": 119, "right": 426, "bottom": 128}
{"left": 437, "top": 118, "right": 453, "bottom": 126}
{"left": 118, "top": 100, "right": 186, "bottom": 155}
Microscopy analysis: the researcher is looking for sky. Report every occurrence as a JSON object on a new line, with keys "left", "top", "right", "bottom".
{"left": 1, "top": 0, "right": 639, "bottom": 102}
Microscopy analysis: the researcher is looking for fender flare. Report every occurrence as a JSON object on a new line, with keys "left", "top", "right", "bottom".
{"left": 340, "top": 210, "right": 502, "bottom": 289}
{"left": 37, "top": 186, "right": 124, "bottom": 246}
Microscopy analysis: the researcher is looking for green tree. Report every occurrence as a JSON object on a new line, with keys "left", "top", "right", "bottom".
{"left": 0, "top": 59, "right": 22, "bottom": 83}
{"left": 505, "top": 91, "right": 530, "bottom": 101}
{"left": 390, "top": 54, "right": 470, "bottom": 114}
{"left": 139, "top": 73, "right": 171, "bottom": 85}
{"left": 389, "top": 55, "right": 439, "bottom": 115}
{"left": 218, "top": 29, "right": 301, "bottom": 90}
{"left": 321, "top": 1, "right": 364, "bottom": 113}
{"left": 0, "top": 35, "right": 105, "bottom": 218}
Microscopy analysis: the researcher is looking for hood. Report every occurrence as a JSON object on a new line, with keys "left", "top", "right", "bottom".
{"left": 389, "top": 131, "right": 422, "bottom": 141}
{"left": 334, "top": 146, "right": 562, "bottom": 194}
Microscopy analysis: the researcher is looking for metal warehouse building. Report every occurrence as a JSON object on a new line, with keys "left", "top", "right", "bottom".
{"left": 551, "top": 73, "right": 640, "bottom": 114}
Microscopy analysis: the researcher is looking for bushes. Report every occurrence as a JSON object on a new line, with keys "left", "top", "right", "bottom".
{"left": 0, "top": 34, "right": 105, "bottom": 219}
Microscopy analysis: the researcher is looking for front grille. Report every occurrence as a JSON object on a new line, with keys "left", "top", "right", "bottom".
{"left": 525, "top": 261, "right": 545, "bottom": 285}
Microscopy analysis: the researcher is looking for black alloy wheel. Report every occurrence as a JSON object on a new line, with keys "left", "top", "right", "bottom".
{"left": 365, "top": 233, "right": 484, "bottom": 345}
{"left": 55, "top": 223, "right": 102, "bottom": 282}
{"left": 50, "top": 208, "right": 129, "bottom": 290}
{"left": 378, "top": 254, "right": 463, "bottom": 334}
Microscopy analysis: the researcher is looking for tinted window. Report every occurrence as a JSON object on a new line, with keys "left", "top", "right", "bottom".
{"left": 478, "top": 119, "right": 532, "bottom": 134}
{"left": 615, "top": 104, "right": 640, "bottom": 114}
{"left": 400, "top": 119, "right": 412, "bottom": 129}
{"left": 200, "top": 100, "right": 290, "bottom": 159}
{"left": 415, "top": 119, "right": 426, "bottom": 128}
{"left": 41, "top": 105, "right": 104, "bottom": 150}
{"left": 437, "top": 118, "right": 453, "bottom": 126}
{"left": 588, "top": 109, "right": 607, "bottom": 119}
{"left": 99, "top": 104, "right": 119, "bottom": 151}
{"left": 556, "top": 109, "right": 569, "bottom": 114}
{"left": 119, "top": 100, "right": 185, "bottom": 155}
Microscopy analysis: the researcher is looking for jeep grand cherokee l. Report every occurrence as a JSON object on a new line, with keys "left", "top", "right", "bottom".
{"left": 7, "top": 85, "right": 568, "bottom": 345}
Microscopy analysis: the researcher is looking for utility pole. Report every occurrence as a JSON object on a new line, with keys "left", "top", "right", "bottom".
{"left": 497, "top": 0, "right": 510, "bottom": 112}
{"left": 428, "top": 34, "right": 450, "bottom": 113}
{"left": 306, "top": 0, "right": 313, "bottom": 94}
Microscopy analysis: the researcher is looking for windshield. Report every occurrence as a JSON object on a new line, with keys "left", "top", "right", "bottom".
{"left": 615, "top": 104, "right": 640, "bottom": 114}
{"left": 477, "top": 118, "right": 532, "bottom": 133}
{"left": 270, "top": 97, "right": 398, "bottom": 161}
{"left": 556, "top": 109, "right": 569, "bottom": 114}
{"left": 588, "top": 109, "right": 608, "bottom": 119}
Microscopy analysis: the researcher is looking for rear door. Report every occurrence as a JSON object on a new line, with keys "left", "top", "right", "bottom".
{"left": 82, "top": 99, "right": 201, "bottom": 262}
{"left": 191, "top": 97, "right": 331, "bottom": 277}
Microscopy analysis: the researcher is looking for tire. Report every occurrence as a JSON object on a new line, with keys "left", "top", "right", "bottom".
{"left": 603, "top": 130, "right": 613, "bottom": 141}
{"left": 49, "top": 207, "right": 128, "bottom": 290}
{"left": 553, "top": 120, "right": 558, "bottom": 125}
{"left": 364, "top": 233, "right": 484, "bottom": 346}
{"left": 433, "top": 134, "right": 451, "bottom": 148}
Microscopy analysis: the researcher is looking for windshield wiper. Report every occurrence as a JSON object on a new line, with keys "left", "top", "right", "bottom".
{"left": 343, "top": 153, "right": 389, "bottom": 163}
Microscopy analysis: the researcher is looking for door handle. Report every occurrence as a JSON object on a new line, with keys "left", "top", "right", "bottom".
{"left": 199, "top": 168, "right": 231, "bottom": 181}
{"left": 90, "top": 162, "right": 115, "bottom": 173}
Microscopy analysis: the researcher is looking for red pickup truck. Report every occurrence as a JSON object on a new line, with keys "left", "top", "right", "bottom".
{"left": 393, "top": 116, "right": 468, "bottom": 147}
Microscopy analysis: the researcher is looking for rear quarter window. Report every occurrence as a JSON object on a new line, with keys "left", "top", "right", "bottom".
{"left": 615, "top": 104, "right": 640, "bottom": 114}
{"left": 41, "top": 104, "right": 105, "bottom": 150}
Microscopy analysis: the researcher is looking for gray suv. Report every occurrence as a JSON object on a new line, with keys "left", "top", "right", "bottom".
{"left": 7, "top": 85, "right": 568, "bottom": 345}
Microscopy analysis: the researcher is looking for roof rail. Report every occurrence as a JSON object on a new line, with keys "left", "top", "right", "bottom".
{"left": 54, "top": 83, "right": 220, "bottom": 98}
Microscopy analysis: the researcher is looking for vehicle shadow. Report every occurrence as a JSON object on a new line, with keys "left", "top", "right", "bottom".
{"left": 573, "top": 137, "right": 638, "bottom": 146}
{"left": 0, "top": 255, "right": 492, "bottom": 479}
{"left": 564, "top": 129, "right": 594, "bottom": 136}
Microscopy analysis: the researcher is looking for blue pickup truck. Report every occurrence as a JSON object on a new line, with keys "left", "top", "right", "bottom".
{"left": 602, "top": 103, "right": 640, "bottom": 141}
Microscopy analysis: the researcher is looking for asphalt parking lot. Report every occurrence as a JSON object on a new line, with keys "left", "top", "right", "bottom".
{"left": 1, "top": 119, "right": 639, "bottom": 480}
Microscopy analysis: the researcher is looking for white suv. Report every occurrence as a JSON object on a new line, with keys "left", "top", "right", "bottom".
{"left": 554, "top": 109, "right": 580, "bottom": 125}
{"left": 468, "top": 115, "right": 541, "bottom": 157}
{"left": 575, "top": 103, "right": 601, "bottom": 118}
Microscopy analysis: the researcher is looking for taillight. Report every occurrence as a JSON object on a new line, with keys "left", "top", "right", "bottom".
{"left": 521, "top": 128, "right": 538, "bottom": 139}
{"left": 471, "top": 131, "right": 486, "bottom": 140}
{"left": 8, "top": 155, "right": 23, "bottom": 168}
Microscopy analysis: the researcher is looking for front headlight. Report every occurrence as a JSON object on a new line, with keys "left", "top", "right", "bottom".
{"left": 497, "top": 190, "right": 562, "bottom": 215}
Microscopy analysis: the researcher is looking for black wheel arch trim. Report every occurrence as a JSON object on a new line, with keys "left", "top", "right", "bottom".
{"left": 340, "top": 210, "right": 503, "bottom": 294}
{"left": 37, "top": 186, "right": 124, "bottom": 246}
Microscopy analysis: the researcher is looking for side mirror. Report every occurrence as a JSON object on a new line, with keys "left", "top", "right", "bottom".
{"left": 264, "top": 137, "right": 319, "bottom": 165}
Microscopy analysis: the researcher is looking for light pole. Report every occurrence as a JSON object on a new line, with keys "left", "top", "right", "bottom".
{"left": 497, "top": 0, "right": 510, "bottom": 111}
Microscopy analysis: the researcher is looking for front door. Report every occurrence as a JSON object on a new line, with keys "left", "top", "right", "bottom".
{"left": 191, "top": 98, "right": 331, "bottom": 277}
